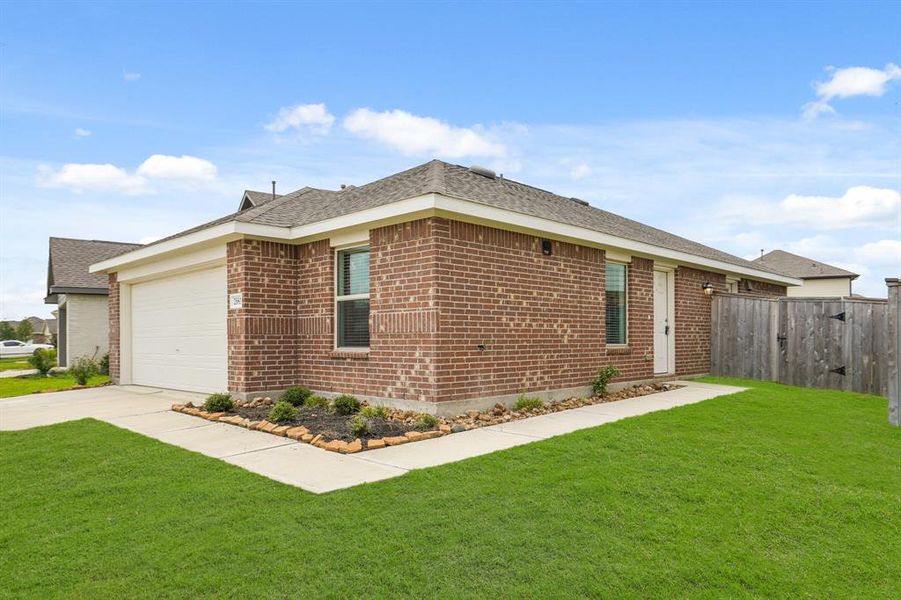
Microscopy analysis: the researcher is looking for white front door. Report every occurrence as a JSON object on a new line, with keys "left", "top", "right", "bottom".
{"left": 653, "top": 270, "right": 671, "bottom": 374}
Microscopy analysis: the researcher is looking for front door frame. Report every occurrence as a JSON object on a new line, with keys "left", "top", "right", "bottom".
{"left": 653, "top": 266, "right": 676, "bottom": 375}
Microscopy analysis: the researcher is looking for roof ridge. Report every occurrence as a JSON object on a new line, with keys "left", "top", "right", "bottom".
{"left": 50, "top": 236, "right": 142, "bottom": 246}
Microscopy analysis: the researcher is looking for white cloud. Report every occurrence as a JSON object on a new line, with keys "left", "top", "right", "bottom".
{"left": 721, "top": 186, "right": 900, "bottom": 230}
{"left": 38, "top": 154, "right": 217, "bottom": 194}
{"left": 74, "top": 128, "right": 92, "bottom": 138}
{"left": 343, "top": 108, "right": 506, "bottom": 158}
{"left": 136, "top": 154, "right": 217, "bottom": 181}
{"left": 803, "top": 63, "right": 901, "bottom": 119}
{"left": 570, "top": 163, "right": 592, "bottom": 179}
{"left": 264, "top": 103, "right": 335, "bottom": 134}
{"left": 854, "top": 239, "right": 901, "bottom": 267}
{"left": 123, "top": 70, "right": 141, "bottom": 82}
{"left": 38, "top": 163, "right": 147, "bottom": 194}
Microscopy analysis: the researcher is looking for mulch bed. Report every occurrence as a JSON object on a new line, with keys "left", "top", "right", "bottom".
{"left": 171, "top": 382, "right": 679, "bottom": 454}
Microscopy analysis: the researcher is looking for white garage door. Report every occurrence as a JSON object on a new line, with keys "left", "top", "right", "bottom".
{"left": 131, "top": 266, "right": 227, "bottom": 393}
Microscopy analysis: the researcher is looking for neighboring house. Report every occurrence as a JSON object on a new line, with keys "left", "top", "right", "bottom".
{"left": 753, "top": 250, "right": 859, "bottom": 297}
{"left": 91, "top": 160, "right": 798, "bottom": 412}
{"left": 1, "top": 316, "right": 53, "bottom": 343}
{"left": 46, "top": 237, "right": 143, "bottom": 366}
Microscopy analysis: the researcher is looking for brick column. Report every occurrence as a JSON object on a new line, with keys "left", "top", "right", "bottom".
{"left": 227, "top": 239, "right": 300, "bottom": 396}
{"left": 108, "top": 273, "right": 120, "bottom": 383}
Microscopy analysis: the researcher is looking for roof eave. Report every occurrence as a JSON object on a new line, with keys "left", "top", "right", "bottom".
{"left": 91, "top": 192, "right": 802, "bottom": 287}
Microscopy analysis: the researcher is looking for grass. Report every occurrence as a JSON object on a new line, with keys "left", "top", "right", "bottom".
{"left": 0, "top": 356, "right": 32, "bottom": 372}
{"left": 0, "top": 373, "right": 108, "bottom": 398}
{"left": 0, "top": 378, "right": 898, "bottom": 598}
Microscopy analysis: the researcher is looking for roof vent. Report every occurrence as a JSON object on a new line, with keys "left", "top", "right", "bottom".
{"left": 569, "top": 197, "right": 589, "bottom": 206}
{"left": 469, "top": 165, "right": 496, "bottom": 179}
{"left": 340, "top": 184, "right": 356, "bottom": 192}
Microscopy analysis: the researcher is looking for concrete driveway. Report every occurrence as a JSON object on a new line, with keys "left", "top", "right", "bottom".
{"left": 0, "top": 381, "right": 746, "bottom": 493}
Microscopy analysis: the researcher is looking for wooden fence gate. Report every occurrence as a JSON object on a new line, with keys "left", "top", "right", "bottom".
{"left": 711, "top": 294, "right": 889, "bottom": 396}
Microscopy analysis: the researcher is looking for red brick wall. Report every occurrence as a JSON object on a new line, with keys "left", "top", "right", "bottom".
{"left": 738, "top": 278, "right": 788, "bottom": 297}
{"left": 605, "top": 256, "right": 655, "bottom": 382}
{"left": 108, "top": 273, "right": 119, "bottom": 383}
{"left": 227, "top": 240, "right": 300, "bottom": 393}
{"left": 432, "top": 220, "right": 607, "bottom": 402}
{"left": 220, "top": 216, "right": 786, "bottom": 403}
{"left": 292, "top": 219, "right": 440, "bottom": 402}
{"left": 674, "top": 267, "right": 726, "bottom": 375}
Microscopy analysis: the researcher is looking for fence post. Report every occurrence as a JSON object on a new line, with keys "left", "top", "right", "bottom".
{"left": 888, "top": 278, "right": 900, "bottom": 426}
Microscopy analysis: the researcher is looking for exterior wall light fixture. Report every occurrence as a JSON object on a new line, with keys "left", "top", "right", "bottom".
{"left": 702, "top": 282, "right": 715, "bottom": 296}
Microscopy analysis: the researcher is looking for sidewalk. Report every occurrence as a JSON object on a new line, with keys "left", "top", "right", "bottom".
{"left": 0, "top": 380, "right": 746, "bottom": 494}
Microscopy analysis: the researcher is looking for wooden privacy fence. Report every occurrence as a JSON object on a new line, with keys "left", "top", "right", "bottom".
{"left": 711, "top": 293, "right": 890, "bottom": 397}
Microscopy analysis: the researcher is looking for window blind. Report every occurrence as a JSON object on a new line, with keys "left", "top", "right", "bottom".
{"left": 605, "top": 263, "right": 627, "bottom": 344}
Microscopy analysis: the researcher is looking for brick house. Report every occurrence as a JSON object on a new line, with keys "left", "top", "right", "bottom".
{"left": 91, "top": 160, "right": 798, "bottom": 414}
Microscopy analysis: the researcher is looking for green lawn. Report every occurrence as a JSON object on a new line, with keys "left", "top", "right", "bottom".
{"left": 0, "top": 373, "right": 109, "bottom": 398}
{"left": 0, "top": 378, "right": 897, "bottom": 598}
{"left": 0, "top": 356, "right": 32, "bottom": 372}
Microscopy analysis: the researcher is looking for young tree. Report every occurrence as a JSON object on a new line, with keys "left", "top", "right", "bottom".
{"left": 15, "top": 320, "right": 33, "bottom": 342}
{"left": 0, "top": 321, "right": 15, "bottom": 340}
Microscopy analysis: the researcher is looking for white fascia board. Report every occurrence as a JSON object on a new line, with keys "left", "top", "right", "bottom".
{"left": 89, "top": 191, "right": 800, "bottom": 286}
{"left": 432, "top": 194, "right": 802, "bottom": 286}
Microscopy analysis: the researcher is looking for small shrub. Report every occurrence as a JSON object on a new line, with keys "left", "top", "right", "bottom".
{"left": 591, "top": 365, "right": 621, "bottom": 397}
{"left": 69, "top": 356, "right": 99, "bottom": 385}
{"left": 360, "top": 405, "right": 391, "bottom": 420}
{"left": 414, "top": 413, "right": 439, "bottom": 430}
{"left": 514, "top": 395, "right": 544, "bottom": 411}
{"left": 333, "top": 394, "right": 361, "bottom": 415}
{"left": 348, "top": 414, "right": 370, "bottom": 436}
{"left": 203, "top": 392, "right": 234, "bottom": 412}
{"left": 269, "top": 400, "right": 298, "bottom": 424}
{"left": 281, "top": 386, "right": 312, "bottom": 406}
{"left": 28, "top": 348, "right": 57, "bottom": 376}
{"left": 99, "top": 353, "right": 110, "bottom": 376}
{"left": 304, "top": 395, "right": 330, "bottom": 409}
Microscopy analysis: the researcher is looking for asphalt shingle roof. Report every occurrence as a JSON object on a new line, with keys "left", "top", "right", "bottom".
{"left": 753, "top": 250, "right": 859, "bottom": 280}
{"left": 135, "top": 160, "right": 788, "bottom": 277}
{"left": 48, "top": 237, "right": 143, "bottom": 292}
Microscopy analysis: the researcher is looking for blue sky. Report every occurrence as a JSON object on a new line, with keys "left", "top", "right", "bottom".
{"left": 2, "top": 1, "right": 899, "bottom": 319}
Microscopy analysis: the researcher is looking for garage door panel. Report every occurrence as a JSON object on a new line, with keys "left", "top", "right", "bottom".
{"left": 131, "top": 267, "right": 227, "bottom": 393}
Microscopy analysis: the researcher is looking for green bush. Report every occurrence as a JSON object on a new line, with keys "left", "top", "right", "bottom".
{"left": 268, "top": 400, "right": 298, "bottom": 424}
{"left": 591, "top": 365, "right": 621, "bottom": 397}
{"left": 348, "top": 414, "right": 369, "bottom": 436}
{"left": 69, "top": 356, "right": 99, "bottom": 385}
{"left": 99, "top": 353, "right": 110, "bottom": 376}
{"left": 333, "top": 394, "right": 361, "bottom": 415}
{"left": 414, "top": 413, "right": 439, "bottom": 430}
{"left": 28, "top": 348, "right": 57, "bottom": 376}
{"left": 514, "top": 395, "right": 544, "bottom": 411}
{"left": 360, "top": 405, "right": 391, "bottom": 420}
{"left": 304, "top": 395, "right": 330, "bottom": 409}
{"left": 203, "top": 393, "right": 234, "bottom": 412}
{"left": 281, "top": 386, "right": 312, "bottom": 406}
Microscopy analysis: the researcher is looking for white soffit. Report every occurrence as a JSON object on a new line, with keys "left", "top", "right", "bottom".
{"left": 90, "top": 192, "right": 801, "bottom": 286}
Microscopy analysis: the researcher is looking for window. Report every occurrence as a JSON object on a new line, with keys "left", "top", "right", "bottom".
{"left": 605, "top": 263, "right": 627, "bottom": 344}
{"left": 335, "top": 246, "right": 370, "bottom": 348}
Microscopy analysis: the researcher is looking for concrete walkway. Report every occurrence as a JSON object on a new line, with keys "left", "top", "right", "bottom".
{"left": 0, "top": 380, "right": 746, "bottom": 494}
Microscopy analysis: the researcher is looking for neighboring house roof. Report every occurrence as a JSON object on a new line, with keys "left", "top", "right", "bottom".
{"left": 753, "top": 250, "right": 859, "bottom": 280}
{"left": 46, "top": 237, "right": 143, "bottom": 302}
{"left": 2, "top": 316, "right": 51, "bottom": 335}
{"left": 92, "top": 160, "right": 798, "bottom": 285}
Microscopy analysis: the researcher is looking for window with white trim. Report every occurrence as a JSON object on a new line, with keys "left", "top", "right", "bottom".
{"left": 335, "top": 246, "right": 370, "bottom": 348}
{"left": 605, "top": 262, "right": 627, "bottom": 344}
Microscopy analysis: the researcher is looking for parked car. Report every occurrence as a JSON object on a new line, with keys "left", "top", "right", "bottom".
{"left": 0, "top": 340, "right": 54, "bottom": 357}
